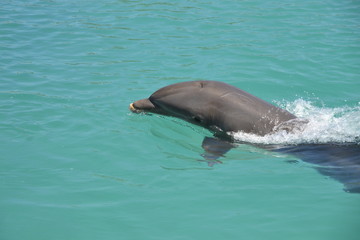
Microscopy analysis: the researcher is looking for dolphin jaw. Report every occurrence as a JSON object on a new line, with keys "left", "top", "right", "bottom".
{"left": 129, "top": 103, "right": 140, "bottom": 113}
{"left": 129, "top": 98, "right": 156, "bottom": 113}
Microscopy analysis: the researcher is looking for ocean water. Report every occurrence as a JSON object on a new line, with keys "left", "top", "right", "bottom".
{"left": 1, "top": 0, "right": 360, "bottom": 239}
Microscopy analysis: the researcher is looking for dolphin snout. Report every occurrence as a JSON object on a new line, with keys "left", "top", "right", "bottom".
{"left": 129, "top": 103, "right": 138, "bottom": 112}
{"left": 129, "top": 98, "right": 156, "bottom": 113}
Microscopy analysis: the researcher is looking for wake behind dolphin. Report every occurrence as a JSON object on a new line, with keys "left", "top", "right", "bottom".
{"left": 130, "top": 80, "right": 360, "bottom": 193}
{"left": 233, "top": 98, "right": 360, "bottom": 145}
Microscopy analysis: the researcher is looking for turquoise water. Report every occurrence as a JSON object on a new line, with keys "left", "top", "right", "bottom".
{"left": 1, "top": 0, "right": 360, "bottom": 239}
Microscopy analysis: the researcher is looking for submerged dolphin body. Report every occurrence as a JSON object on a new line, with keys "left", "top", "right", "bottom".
{"left": 130, "top": 80, "right": 360, "bottom": 193}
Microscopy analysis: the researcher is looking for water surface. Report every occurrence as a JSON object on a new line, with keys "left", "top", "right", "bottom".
{"left": 1, "top": 1, "right": 360, "bottom": 239}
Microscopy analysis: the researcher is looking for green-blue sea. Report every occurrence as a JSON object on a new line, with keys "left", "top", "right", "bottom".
{"left": 1, "top": 1, "right": 360, "bottom": 239}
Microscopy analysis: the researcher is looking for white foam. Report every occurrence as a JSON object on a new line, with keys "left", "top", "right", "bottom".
{"left": 232, "top": 99, "right": 360, "bottom": 145}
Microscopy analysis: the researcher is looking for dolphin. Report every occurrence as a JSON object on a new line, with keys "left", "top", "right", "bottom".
{"left": 130, "top": 80, "right": 305, "bottom": 136}
{"left": 130, "top": 80, "right": 360, "bottom": 193}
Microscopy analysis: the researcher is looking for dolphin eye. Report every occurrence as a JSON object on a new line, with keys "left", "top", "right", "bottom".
{"left": 192, "top": 116, "right": 203, "bottom": 123}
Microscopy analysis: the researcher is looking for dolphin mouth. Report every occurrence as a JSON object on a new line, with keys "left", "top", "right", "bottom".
{"left": 129, "top": 103, "right": 139, "bottom": 112}
{"left": 129, "top": 98, "right": 156, "bottom": 113}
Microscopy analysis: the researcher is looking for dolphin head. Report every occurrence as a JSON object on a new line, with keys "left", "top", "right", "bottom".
{"left": 130, "top": 81, "right": 220, "bottom": 127}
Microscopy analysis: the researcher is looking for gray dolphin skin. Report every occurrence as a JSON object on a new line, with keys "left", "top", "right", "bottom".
{"left": 130, "top": 80, "right": 299, "bottom": 136}
{"left": 130, "top": 80, "right": 360, "bottom": 193}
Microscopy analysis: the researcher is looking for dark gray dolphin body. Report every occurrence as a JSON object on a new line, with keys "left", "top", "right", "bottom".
{"left": 129, "top": 80, "right": 360, "bottom": 193}
{"left": 130, "top": 80, "right": 301, "bottom": 136}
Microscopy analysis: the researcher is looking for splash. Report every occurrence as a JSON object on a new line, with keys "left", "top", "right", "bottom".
{"left": 232, "top": 99, "right": 360, "bottom": 145}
